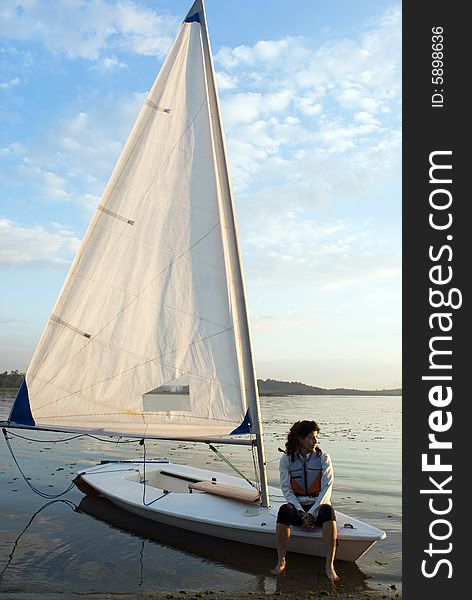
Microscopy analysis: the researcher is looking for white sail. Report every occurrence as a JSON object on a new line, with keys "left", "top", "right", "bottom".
{"left": 10, "top": 4, "right": 254, "bottom": 439}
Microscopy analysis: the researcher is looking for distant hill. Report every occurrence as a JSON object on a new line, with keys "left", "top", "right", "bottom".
{"left": 257, "top": 378, "right": 401, "bottom": 396}
{"left": 0, "top": 371, "right": 401, "bottom": 397}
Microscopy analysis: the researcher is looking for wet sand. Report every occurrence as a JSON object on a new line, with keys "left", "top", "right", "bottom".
{"left": 0, "top": 589, "right": 401, "bottom": 600}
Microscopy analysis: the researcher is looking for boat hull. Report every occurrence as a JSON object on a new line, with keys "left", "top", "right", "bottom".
{"left": 75, "top": 461, "right": 386, "bottom": 562}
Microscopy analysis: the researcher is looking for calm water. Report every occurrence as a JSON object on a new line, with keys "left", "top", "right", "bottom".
{"left": 0, "top": 392, "right": 401, "bottom": 597}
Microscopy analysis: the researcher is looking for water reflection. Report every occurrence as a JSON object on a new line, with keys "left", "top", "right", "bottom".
{"left": 78, "top": 495, "right": 371, "bottom": 597}
{"left": 0, "top": 499, "right": 78, "bottom": 582}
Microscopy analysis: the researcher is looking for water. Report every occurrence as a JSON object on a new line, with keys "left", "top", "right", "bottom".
{"left": 0, "top": 392, "right": 401, "bottom": 597}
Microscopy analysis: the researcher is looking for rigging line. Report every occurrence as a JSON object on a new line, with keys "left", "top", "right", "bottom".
{"left": 208, "top": 443, "right": 257, "bottom": 490}
{"left": 0, "top": 498, "right": 78, "bottom": 583}
{"left": 78, "top": 468, "right": 138, "bottom": 476}
{"left": 251, "top": 440, "right": 261, "bottom": 492}
{"left": 2, "top": 428, "right": 142, "bottom": 499}
{"left": 2, "top": 428, "right": 76, "bottom": 500}
{"left": 138, "top": 538, "right": 145, "bottom": 600}
{"left": 30, "top": 91, "right": 209, "bottom": 391}
{"left": 71, "top": 266, "right": 232, "bottom": 332}
{"left": 140, "top": 438, "right": 170, "bottom": 506}
{"left": 35, "top": 322, "right": 235, "bottom": 411}
{"left": 4, "top": 429, "right": 86, "bottom": 443}
{"left": 4, "top": 428, "right": 138, "bottom": 445}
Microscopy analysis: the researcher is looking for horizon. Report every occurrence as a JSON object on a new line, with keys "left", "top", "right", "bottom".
{"left": 1, "top": 369, "right": 401, "bottom": 392}
{"left": 0, "top": 0, "right": 401, "bottom": 389}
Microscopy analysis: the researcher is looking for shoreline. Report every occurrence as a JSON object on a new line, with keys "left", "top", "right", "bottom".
{"left": 0, "top": 385, "right": 402, "bottom": 397}
{"left": 0, "top": 590, "right": 401, "bottom": 600}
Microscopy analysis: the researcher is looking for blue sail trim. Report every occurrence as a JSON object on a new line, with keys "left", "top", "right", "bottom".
{"left": 230, "top": 408, "right": 251, "bottom": 435}
{"left": 184, "top": 12, "right": 200, "bottom": 23}
{"left": 9, "top": 379, "right": 35, "bottom": 426}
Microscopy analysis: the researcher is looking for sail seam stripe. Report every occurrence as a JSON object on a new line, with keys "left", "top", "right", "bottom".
{"left": 33, "top": 324, "right": 239, "bottom": 412}
{"left": 31, "top": 348, "right": 245, "bottom": 418}
{"left": 37, "top": 348, "right": 243, "bottom": 394}
{"left": 79, "top": 222, "right": 223, "bottom": 261}
{"left": 98, "top": 205, "right": 135, "bottom": 225}
{"left": 88, "top": 220, "right": 221, "bottom": 335}
{"left": 56, "top": 270, "right": 230, "bottom": 335}
{"left": 119, "top": 136, "right": 217, "bottom": 161}
{"left": 50, "top": 314, "right": 91, "bottom": 339}
{"left": 144, "top": 99, "right": 171, "bottom": 113}
{"left": 27, "top": 413, "right": 245, "bottom": 424}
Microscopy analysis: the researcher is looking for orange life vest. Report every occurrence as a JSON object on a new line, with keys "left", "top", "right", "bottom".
{"left": 288, "top": 451, "right": 322, "bottom": 497}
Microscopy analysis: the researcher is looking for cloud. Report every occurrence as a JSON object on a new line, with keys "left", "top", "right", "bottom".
{"left": 2, "top": 4, "right": 401, "bottom": 285}
{"left": 2, "top": 91, "right": 145, "bottom": 211}
{"left": 243, "top": 208, "right": 400, "bottom": 290}
{"left": 214, "top": 5, "right": 401, "bottom": 190}
{"left": 216, "top": 7, "right": 400, "bottom": 98}
{"left": 16, "top": 164, "right": 73, "bottom": 201}
{"left": 215, "top": 71, "right": 238, "bottom": 91}
{"left": 0, "top": 217, "right": 80, "bottom": 267}
{"left": 0, "top": 77, "right": 21, "bottom": 89}
{"left": 217, "top": 37, "right": 310, "bottom": 70}
{"left": 221, "top": 90, "right": 293, "bottom": 127}
{"left": 89, "top": 55, "right": 129, "bottom": 72}
{"left": 0, "top": 0, "right": 178, "bottom": 60}
{"left": 295, "top": 97, "right": 323, "bottom": 116}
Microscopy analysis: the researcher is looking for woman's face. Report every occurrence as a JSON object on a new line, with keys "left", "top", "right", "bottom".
{"left": 298, "top": 430, "right": 319, "bottom": 454}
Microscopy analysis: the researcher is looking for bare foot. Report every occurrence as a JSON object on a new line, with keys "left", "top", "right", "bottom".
{"left": 270, "top": 559, "right": 286, "bottom": 575}
{"left": 325, "top": 565, "right": 339, "bottom": 581}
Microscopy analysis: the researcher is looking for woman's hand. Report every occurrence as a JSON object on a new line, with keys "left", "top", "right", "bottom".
{"left": 301, "top": 512, "right": 315, "bottom": 530}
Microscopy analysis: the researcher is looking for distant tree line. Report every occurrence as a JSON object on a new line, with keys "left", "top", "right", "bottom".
{"left": 0, "top": 371, "right": 401, "bottom": 396}
{"left": 0, "top": 371, "right": 24, "bottom": 389}
{"left": 257, "top": 378, "right": 402, "bottom": 396}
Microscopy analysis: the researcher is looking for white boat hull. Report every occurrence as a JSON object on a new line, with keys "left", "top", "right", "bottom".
{"left": 75, "top": 461, "right": 386, "bottom": 562}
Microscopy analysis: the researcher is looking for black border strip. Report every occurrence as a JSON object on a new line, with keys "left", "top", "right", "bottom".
{"left": 403, "top": 2, "right": 467, "bottom": 597}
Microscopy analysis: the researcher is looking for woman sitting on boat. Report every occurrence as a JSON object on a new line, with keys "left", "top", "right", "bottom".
{"left": 271, "top": 420, "right": 339, "bottom": 581}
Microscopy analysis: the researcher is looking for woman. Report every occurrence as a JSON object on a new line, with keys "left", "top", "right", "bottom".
{"left": 271, "top": 420, "right": 339, "bottom": 581}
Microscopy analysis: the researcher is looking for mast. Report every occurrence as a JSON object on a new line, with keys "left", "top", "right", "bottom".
{"left": 185, "top": 0, "right": 270, "bottom": 508}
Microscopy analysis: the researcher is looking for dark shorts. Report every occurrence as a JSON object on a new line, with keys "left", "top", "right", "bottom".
{"left": 276, "top": 502, "right": 336, "bottom": 527}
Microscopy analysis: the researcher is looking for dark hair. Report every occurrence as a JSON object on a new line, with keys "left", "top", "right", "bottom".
{"left": 285, "top": 420, "right": 320, "bottom": 458}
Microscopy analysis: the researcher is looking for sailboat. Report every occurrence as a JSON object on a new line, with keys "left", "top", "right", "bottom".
{"left": 3, "top": 0, "right": 386, "bottom": 562}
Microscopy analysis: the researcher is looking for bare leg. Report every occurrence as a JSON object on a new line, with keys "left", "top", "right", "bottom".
{"left": 322, "top": 520, "right": 339, "bottom": 581}
{"left": 271, "top": 523, "right": 290, "bottom": 574}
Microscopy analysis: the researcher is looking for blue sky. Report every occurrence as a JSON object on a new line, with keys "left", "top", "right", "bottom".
{"left": 0, "top": 0, "right": 401, "bottom": 389}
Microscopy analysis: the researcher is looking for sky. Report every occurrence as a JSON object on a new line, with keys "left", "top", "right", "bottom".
{"left": 0, "top": 0, "right": 401, "bottom": 390}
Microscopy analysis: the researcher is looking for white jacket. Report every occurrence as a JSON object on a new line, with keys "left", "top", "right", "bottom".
{"left": 279, "top": 450, "right": 334, "bottom": 517}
